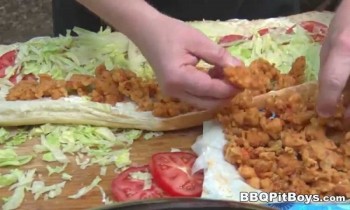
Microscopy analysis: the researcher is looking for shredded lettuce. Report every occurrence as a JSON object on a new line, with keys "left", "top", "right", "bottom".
{"left": 10, "top": 27, "right": 150, "bottom": 80}
{"left": 68, "top": 176, "right": 101, "bottom": 199}
{"left": 46, "top": 163, "right": 68, "bottom": 176}
{"left": 130, "top": 171, "right": 152, "bottom": 190}
{"left": 61, "top": 173, "right": 72, "bottom": 181}
{"left": 30, "top": 124, "right": 136, "bottom": 173}
{"left": 2, "top": 169, "right": 36, "bottom": 210}
{"left": 127, "top": 41, "right": 154, "bottom": 80}
{"left": 143, "top": 131, "right": 163, "bottom": 140}
{"left": 42, "top": 152, "right": 56, "bottom": 162}
{"left": 40, "top": 134, "right": 69, "bottom": 163}
{"left": 171, "top": 148, "right": 181, "bottom": 152}
{"left": 113, "top": 149, "right": 132, "bottom": 169}
{"left": 31, "top": 180, "right": 66, "bottom": 200}
{"left": 100, "top": 166, "right": 107, "bottom": 176}
{"left": 97, "top": 185, "right": 114, "bottom": 205}
{"left": 0, "top": 149, "right": 33, "bottom": 167}
{"left": 0, "top": 170, "right": 21, "bottom": 188}
{"left": 115, "top": 129, "right": 143, "bottom": 146}
{"left": 0, "top": 128, "right": 29, "bottom": 146}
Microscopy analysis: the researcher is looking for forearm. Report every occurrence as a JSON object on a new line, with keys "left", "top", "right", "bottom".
{"left": 76, "top": 0, "right": 163, "bottom": 41}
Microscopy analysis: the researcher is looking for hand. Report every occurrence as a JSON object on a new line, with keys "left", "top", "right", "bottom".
{"left": 77, "top": 0, "right": 241, "bottom": 109}
{"left": 134, "top": 15, "right": 242, "bottom": 109}
{"left": 317, "top": 0, "right": 350, "bottom": 118}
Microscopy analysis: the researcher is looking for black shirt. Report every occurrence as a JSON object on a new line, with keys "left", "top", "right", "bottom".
{"left": 52, "top": 0, "right": 300, "bottom": 36}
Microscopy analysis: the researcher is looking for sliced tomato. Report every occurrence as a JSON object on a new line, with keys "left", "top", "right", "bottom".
{"left": 9, "top": 75, "right": 17, "bottom": 84}
{"left": 111, "top": 165, "right": 165, "bottom": 202}
{"left": 299, "top": 21, "right": 328, "bottom": 35}
{"left": 150, "top": 152, "right": 204, "bottom": 197}
{"left": 258, "top": 28, "right": 270, "bottom": 36}
{"left": 0, "top": 50, "right": 18, "bottom": 81}
{"left": 0, "top": 50, "right": 17, "bottom": 67}
{"left": 218, "top": 34, "right": 246, "bottom": 45}
{"left": 286, "top": 21, "right": 328, "bottom": 42}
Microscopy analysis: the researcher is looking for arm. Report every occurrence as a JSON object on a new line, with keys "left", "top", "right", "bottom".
{"left": 77, "top": 0, "right": 241, "bottom": 109}
{"left": 76, "top": 0, "right": 160, "bottom": 45}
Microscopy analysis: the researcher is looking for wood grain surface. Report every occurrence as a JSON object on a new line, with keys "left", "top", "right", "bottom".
{"left": 0, "top": 127, "right": 202, "bottom": 210}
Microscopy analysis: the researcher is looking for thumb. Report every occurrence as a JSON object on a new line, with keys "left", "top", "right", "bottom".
{"left": 189, "top": 34, "right": 242, "bottom": 67}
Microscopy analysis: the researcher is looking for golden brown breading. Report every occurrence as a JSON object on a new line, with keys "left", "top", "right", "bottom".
{"left": 6, "top": 74, "right": 67, "bottom": 100}
{"left": 218, "top": 85, "right": 350, "bottom": 198}
{"left": 6, "top": 65, "right": 197, "bottom": 118}
{"left": 223, "top": 56, "right": 306, "bottom": 94}
{"left": 5, "top": 57, "right": 305, "bottom": 118}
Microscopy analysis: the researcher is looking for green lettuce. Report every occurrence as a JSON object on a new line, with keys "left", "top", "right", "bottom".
{"left": 0, "top": 149, "right": 33, "bottom": 167}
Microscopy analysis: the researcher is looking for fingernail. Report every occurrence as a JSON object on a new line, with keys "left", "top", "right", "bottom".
{"left": 227, "top": 57, "right": 243, "bottom": 67}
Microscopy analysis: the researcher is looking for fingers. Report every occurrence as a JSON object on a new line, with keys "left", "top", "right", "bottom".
{"left": 317, "top": 47, "right": 350, "bottom": 117}
{"left": 188, "top": 34, "right": 242, "bottom": 67}
{"left": 182, "top": 66, "right": 240, "bottom": 99}
{"left": 160, "top": 66, "right": 239, "bottom": 109}
{"left": 180, "top": 93, "right": 229, "bottom": 110}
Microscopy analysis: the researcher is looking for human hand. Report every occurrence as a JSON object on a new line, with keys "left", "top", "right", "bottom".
{"left": 77, "top": 0, "right": 241, "bottom": 109}
{"left": 317, "top": 0, "right": 350, "bottom": 118}
{"left": 133, "top": 15, "right": 242, "bottom": 109}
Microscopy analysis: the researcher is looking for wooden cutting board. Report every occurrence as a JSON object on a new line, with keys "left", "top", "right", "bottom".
{"left": 0, "top": 127, "right": 202, "bottom": 210}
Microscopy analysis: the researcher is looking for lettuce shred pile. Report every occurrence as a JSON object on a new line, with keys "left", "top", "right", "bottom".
{"left": 5, "top": 23, "right": 322, "bottom": 84}
{"left": 0, "top": 124, "right": 160, "bottom": 209}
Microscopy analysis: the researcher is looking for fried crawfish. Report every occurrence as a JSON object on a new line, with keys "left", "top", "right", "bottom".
{"left": 218, "top": 82, "right": 350, "bottom": 198}
{"left": 223, "top": 56, "right": 306, "bottom": 94}
{"left": 6, "top": 65, "right": 196, "bottom": 118}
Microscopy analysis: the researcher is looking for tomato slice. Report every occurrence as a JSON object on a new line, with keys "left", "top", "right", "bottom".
{"left": 286, "top": 21, "right": 328, "bottom": 42}
{"left": 299, "top": 21, "right": 328, "bottom": 35}
{"left": 111, "top": 165, "right": 165, "bottom": 202}
{"left": 0, "top": 50, "right": 17, "bottom": 67}
{"left": 0, "top": 50, "right": 18, "bottom": 80}
{"left": 257, "top": 28, "right": 270, "bottom": 36}
{"left": 218, "top": 34, "right": 246, "bottom": 45}
{"left": 150, "top": 152, "right": 204, "bottom": 197}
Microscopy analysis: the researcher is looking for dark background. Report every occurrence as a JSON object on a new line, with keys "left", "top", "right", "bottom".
{"left": 0, "top": 0, "right": 340, "bottom": 44}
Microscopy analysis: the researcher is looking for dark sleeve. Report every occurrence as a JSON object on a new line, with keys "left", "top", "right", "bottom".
{"left": 147, "top": 0, "right": 245, "bottom": 21}
{"left": 237, "top": 0, "right": 300, "bottom": 20}
{"left": 147, "top": 0, "right": 299, "bottom": 21}
{"left": 52, "top": 0, "right": 106, "bottom": 36}
{"left": 52, "top": 0, "right": 300, "bottom": 36}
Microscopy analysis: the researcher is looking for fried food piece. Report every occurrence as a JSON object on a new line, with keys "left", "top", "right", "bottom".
{"left": 6, "top": 80, "right": 37, "bottom": 100}
{"left": 6, "top": 74, "right": 67, "bottom": 100}
{"left": 223, "top": 57, "right": 306, "bottom": 94}
{"left": 66, "top": 74, "right": 94, "bottom": 96}
{"left": 219, "top": 79, "right": 350, "bottom": 198}
{"left": 5, "top": 57, "right": 305, "bottom": 118}
{"left": 288, "top": 56, "right": 305, "bottom": 84}
{"left": 93, "top": 66, "right": 124, "bottom": 105}
{"left": 224, "top": 65, "right": 270, "bottom": 91}
{"left": 6, "top": 65, "right": 197, "bottom": 118}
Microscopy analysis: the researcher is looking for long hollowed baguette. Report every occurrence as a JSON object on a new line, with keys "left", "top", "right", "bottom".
{"left": 0, "top": 11, "right": 330, "bottom": 131}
